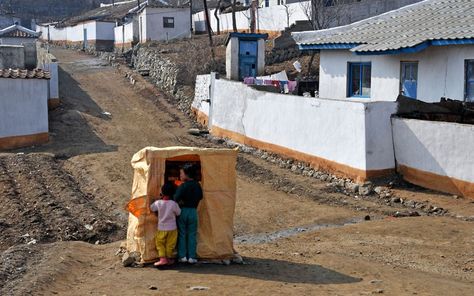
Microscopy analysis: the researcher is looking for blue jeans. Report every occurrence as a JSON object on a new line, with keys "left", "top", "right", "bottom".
{"left": 177, "top": 208, "right": 198, "bottom": 259}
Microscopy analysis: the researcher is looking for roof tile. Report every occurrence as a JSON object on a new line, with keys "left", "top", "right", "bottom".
{"left": 292, "top": 0, "right": 474, "bottom": 53}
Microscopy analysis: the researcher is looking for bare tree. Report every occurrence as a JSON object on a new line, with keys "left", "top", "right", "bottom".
{"left": 203, "top": 0, "right": 216, "bottom": 62}
{"left": 214, "top": 0, "right": 222, "bottom": 35}
{"left": 299, "top": 0, "right": 347, "bottom": 30}
{"left": 282, "top": 1, "right": 296, "bottom": 29}
{"left": 299, "top": 0, "right": 347, "bottom": 75}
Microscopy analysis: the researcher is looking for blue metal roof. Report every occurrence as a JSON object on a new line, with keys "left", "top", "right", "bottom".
{"left": 226, "top": 32, "right": 269, "bottom": 45}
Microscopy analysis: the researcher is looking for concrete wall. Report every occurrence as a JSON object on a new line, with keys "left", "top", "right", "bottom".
{"left": 114, "top": 20, "right": 138, "bottom": 50}
{"left": 37, "top": 21, "right": 115, "bottom": 51}
{"left": 0, "top": 78, "right": 49, "bottom": 149}
{"left": 194, "top": 76, "right": 397, "bottom": 181}
{"left": 37, "top": 46, "right": 59, "bottom": 104}
{"left": 392, "top": 117, "right": 474, "bottom": 198}
{"left": 192, "top": 74, "right": 211, "bottom": 126}
{"left": 140, "top": 7, "right": 191, "bottom": 43}
{"left": 319, "top": 45, "right": 474, "bottom": 102}
{"left": 193, "top": 1, "right": 309, "bottom": 33}
{"left": 0, "top": 45, "right": 25, "bottom": 68}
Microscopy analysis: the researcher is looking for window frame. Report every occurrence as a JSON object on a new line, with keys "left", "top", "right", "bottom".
{"left": 465, "top": 59, "right": 474, "bottom": 102}
{"left": 399, "top": 61, "right": 419, "bottom": 99}
{"left": 163, "top": 17, "right": 175, "bottom": 28}
{"left": 347, "top": 62, "right": 372, "bottom": 98}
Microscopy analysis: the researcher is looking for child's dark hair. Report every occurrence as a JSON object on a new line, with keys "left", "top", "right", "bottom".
{"left": 161, "top": 182, "right": 176, "bottom": 197}
{"left": 181, "top": 163, "right": 197, "bottom": 179}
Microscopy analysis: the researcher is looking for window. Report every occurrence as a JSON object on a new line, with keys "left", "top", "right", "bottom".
{"left": 163, "top": 17, "right": 174, "bottom": 28}
{"left": 465, "top": 60, "right": 474, "bottom": 102}
{"left": 400, "top": 62, "right": 418, "bottom": 99}
{"left": 265, "top": 0, "right": 269, "bottom": 7}
{"left": 348, "top": 62, "right": 371, "bottom": 98}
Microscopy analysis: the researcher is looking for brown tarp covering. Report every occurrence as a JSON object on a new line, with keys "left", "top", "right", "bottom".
{"left": 126, "top": 146, "right": 238, "bottom": 263}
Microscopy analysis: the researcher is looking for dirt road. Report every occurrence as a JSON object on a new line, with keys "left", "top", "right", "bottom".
{"left": 1, "top": 49, "right": 473, "bottom": 295}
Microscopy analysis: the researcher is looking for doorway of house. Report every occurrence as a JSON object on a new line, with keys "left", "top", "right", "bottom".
{"left": 238, "top": 40, "right": 258, "bottom": 80}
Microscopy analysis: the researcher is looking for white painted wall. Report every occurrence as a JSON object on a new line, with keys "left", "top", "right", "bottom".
{"left": 140, "top": 7, "right": 191, "bottom": 43}
{"left": 196, "top": 78, "right": 397, "bottom": 174}
{"left": 193, "top": 1, "right": 309, "bottom": 33}
{"left": 115, "top": 20, "right": 138, "bottom": 45}
{"left": 392, "top": 117, "right": 474, "bottom": 183}
{"left": 66, "top": 22, "right": 97, "bottom": 42}
{"left": 0, "top": 79, "right": 49, "bottom": 138}
{"left": 37, "top": 21, "right": 115, "bottom": 42}
{"left": 192, "top": 74, "right": 211, "bottom": 116}
{"left": 319, "top": 45, "right": 474, "bottom": 102}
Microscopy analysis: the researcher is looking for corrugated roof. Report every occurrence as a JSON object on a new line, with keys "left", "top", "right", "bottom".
{"left": 292, "top": 0, "right": 474, "bottom": 53}
{"left": 0, "top": 24, "right": 40, "bottom": 38}
{"left": 0, "top": 69, "right": 51, "bottom": 79}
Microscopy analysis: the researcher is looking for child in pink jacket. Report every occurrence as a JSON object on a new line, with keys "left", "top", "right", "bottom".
{"left": 150, "top": 182, "right": 181, "bottom": 266}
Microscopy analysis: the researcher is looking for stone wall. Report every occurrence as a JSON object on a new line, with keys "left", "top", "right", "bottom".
{"left": 131, "top": 45, "right": 195, "bottom": 114}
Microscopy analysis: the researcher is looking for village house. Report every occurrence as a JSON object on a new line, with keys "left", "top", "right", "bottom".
{"left": 37, "top": 0, "right": 191, "bottom": 53}
{"left": 115, "top": 1, "right": 191, "bottom": 52}
{"left": 192, "top": 0, "right": 474, "bottom": 198}
{"left": 0, "top": 24, "right": 40, "bottom": 70}
{"left": 0, "top": 23, "right": 40, "bottom": 46}
{"left": 292, "top": 0, "right": 474, "bottom": 102}
{"left": 0, "top": 49, "right": 50, "bottom": 150}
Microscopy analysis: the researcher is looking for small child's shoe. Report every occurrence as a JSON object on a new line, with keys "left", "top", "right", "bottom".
{"left": 167, "top": 258, "right": 175, "bottom": 265}
{"left": 178, "top": 257, "right": 188, "bottom": 263}
{"left": 154, "top": 257, "right": 168, "bottom": 266}
{"left": 188, "top": 258, "right": 198, "bottom": 264}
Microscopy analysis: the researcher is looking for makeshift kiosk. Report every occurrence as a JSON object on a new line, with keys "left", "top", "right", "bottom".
{"left": 126, "top": 146, "right": 238, "bottom": 263}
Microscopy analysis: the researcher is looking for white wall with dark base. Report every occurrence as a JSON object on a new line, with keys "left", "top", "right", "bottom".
{"left": 319, "top": 45, "right": 474, "bottom": 102}
{"left": 0, "top": 79, "right": 49, "bottom": 138}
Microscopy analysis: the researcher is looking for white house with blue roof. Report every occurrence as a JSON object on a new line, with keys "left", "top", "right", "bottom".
{"left": 292, "top": 0, "right": 474, "bottom": 103}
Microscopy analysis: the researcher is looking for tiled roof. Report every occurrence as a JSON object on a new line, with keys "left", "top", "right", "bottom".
{"left": 292, "top": 0, "right": 474, "bottom": 53}
{"left": 58, "top": 0, "right": 187, "bottom": 27}
{"left": 0, "top": 69, "right": 51, "bottom": 79}
{"left": 0, "top": 24, "right": 40, "bottom": 39}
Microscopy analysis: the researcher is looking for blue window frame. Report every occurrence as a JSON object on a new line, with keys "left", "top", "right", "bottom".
{"left": 465, "top": 60, "right": 474, "bottom": 102}
{"left": 348, "top": 62, "right": 371, "bottom": 98}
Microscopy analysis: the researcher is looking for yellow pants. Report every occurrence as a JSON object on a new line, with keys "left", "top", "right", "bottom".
{"left": 154, "top": 229, "right": 178, "bottom": 258}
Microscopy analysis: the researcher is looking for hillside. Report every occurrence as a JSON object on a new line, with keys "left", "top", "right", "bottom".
{"left": 0, "top": 0, "right": 114, "bottom": 22}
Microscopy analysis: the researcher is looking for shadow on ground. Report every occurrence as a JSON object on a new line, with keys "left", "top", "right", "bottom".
{"left": 14, "top": 66, "right": 117, "bottom": 157}
{"left": 172, "top": 257, "right": 362, "bottom": 285}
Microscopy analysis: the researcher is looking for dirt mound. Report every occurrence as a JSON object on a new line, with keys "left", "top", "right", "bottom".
{"left": 0, "top": 153, "right": 122, "bottom": 252}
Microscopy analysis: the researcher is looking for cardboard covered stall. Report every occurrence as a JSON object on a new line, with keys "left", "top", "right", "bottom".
{"left": 126, "top": 146, "right": 238, "bottom": 263}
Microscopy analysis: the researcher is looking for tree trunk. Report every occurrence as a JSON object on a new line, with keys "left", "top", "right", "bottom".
{"left": 307, "top": 51, "right": 316, "bottom": 76}
{"left": 203, "top": 0, "right": 216, "bottom": 61}
{"left": 232, "top": 0, "right": 237, "bottom": 32}
{"left": 214, "top": 0, "right": 222, "bottom": 35}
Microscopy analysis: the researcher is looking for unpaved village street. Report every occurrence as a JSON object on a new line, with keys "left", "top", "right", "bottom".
{"left": 1, "top": 48, "right": 474, "bottom": 295}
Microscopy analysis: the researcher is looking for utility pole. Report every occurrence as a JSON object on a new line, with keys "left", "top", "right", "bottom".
{"left": 190, "top": 0, "right": 193, "bottom": 35}
{"left": 250, "top": 0, "right": 257, "bottom": 33}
